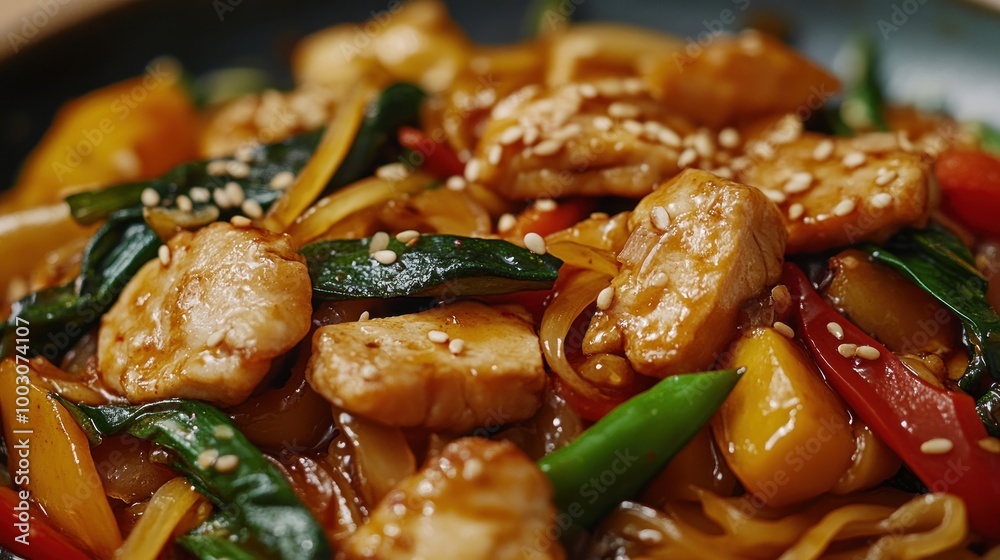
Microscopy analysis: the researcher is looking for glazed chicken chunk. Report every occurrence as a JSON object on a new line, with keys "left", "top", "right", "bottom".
{"left": 344, "top": 438, "right": 564, "bottom": 560}
{"left": 306, "top": 301, "right": 546, "bottom": 432}
{"left": 98, "top": 222, "right": 312, "bottom": 406}
{"left": 736, "top": 131, "right": 933, "bottom": 253}
{"left": 471, "top": 80, "right": 707, "bottom": 199}
{"left": 585, "top": 169, "right": 786, "bottom": 376}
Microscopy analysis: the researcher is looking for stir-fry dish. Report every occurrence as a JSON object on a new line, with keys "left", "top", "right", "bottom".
{"left": 4, "top": 2, "right": 1000, "bottom": 558}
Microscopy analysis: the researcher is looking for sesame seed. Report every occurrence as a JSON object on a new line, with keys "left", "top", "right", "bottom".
{"left": 650, "top": 206, "right": 671, "bottom": 231}
{"left": 464, "top": 158, "right": 483, "bottom": 183}
{"left": 446, "top": 176, "right": 467, "bottom": 191}
{"left": 448, "top": 338, "right": 465, "bottom": 355}
{"left": 856, "top": 345, "right": 881, "bottom": 360}
{"left": 358, "top": 311, "right": 370, "bottom": 321}
{"left": 832, "top": 199, "right": 856, "bottom": 217}
{"left": 497, "top": 213, "right": 517, "bottom": 233}
{"left": 622, "top": 120, "right": 644, "bottom": 135}
{"left": 269, "top": 171, "right": 295, "bottom": 190}
{"left": 176, "top": 194, "right": 193, "bottom": 212}
{"left": 158, "top": 245, "right": 171, "bottom": 266}
{"left": 213, "top": 188, "right": 231, "bottom": 208}
{"left": 592, "top": 116, "right": 613, "bottom": 131}
{"left": 396, "top": 230, "right": 420, "bottom": 243}
{"left": 597, "top": 80, "right": 623, "bottom": 97}
{"left": 241, "top": 199, "right": 263, "bottom": 219}
{"left": 376, "top": 163, "right": 410, "bottom": 181}
{"left": 207, "top": 329, "right": 227, "bottom": 347}
{"left": 608, "top": 102, "right": 640, "bottom": 119}
{"left": 837, "top": 343, "right": 858, "bottom": 358}
{"left": 788, "top": 203, "right": 805, "bottom": 220}
{"left": 827, "top": 322, "right": 844, "bottom": 340}
{"left": 224, "top": 182, "right": 245, "bottom": 206}
{"left": 812, "top": 139, "right": 834, "bottom": 161}
{"left": 207, "top": 160, "right": 229, "bottom": 176}
{"left": 875, "top": 169, "right": 897, "bottom": 186}
{"left": 762, "top": 189, "right": 787, "bottom": 204}
{"left": 369, "top": 231, "right": 390, "bottom": 254}
{"left": 637, "top": 529, "right": 663, "bottom": 545}
{"left": 649, "top": 272, "right": 668, "bottom": 288}
{"left": 590, "top": 212, "right": 609, "bottom": 220}
{"left": 898, "top": 131, "right": 914, "bottom": 151}
{"left": 190, "top": 187, "right": 211, "bottom": 203}
{"left": 532, "top": 139, "right": 563, "bottom": 156}
{"left": 535, "top": 198, "right": 557, "bottom": 212}
{"left": 226, "top": 160, "right": 250, "bottom": 178}
{"left": 234, "top": 144, "right": 256, "bottom": 163}
{"left": 499, "top": 126, "right": 524, "bottom": 145}
{"left": 658, "top": 128, "right": 682, "bottom": 147}
{"left": 596, "top": 286, "right": 614, "bottom": 310}
{"left": 771, "top": 284, "right": 791, "bottom": 313}
{"left": 718, "top": 128, "right": 740, "bottom": 149}
{"left": 622, "top": 78, "right": 644, "bottom": 95}
{"left": 693, "top": 132, "right": 715, "bottom": 158}
{"left": 214, "top": 454, "right": 240, "bottom": 473}
{"left": 112, "top": 148, "right": 141, "bottom": 177}
{"left": 487, "top": 144, "right": 503, "bottom": 166}
{"left": 197, "top": 449, "right": 219, "bottom": 469}
{"left": 978, "top": 437, "right": 1000, "bottom": 454}
{"left": 553, "top": 124, "right": 583, "bottom": 141}
{"left": 773, "top": 321, "right": 795, "bottom": 338}
{"left": 783, "top": 172, "right": 813, "bottom": 194}
{"left": 230, "top": 216, "right": 252, "bottom": 228}
{"left": 463, "top": 457, "right": 484, "bottom": 480}
{"left": 522, "top": 126, "right": 540, "bottom": 146}
{"left": 428, "top": 330, "right": 449, "bottom": 344}
{"left": 524, "top": 232, "right": 547, "bottom": 255}
{"left": 141, "top": 188, "right": 161, "bottom": 207}
{"left": 870, "top": 192, "right": 893, "bottom": 209}
{"left": 373, "top": 249, "right": 397, "bottom": 265}
{"left": 710, "top": 167, "right": 733, "bottom": 179}
{"left": 678, "top": 148, "right": 698, "bottom": 168}
{"left": 578, "top": 83, "right": 598, "bottom": 98}
{"left": 213, "top": 425, "right": 235, "bottom": 440}
{"left": 920, "top": 438, "right": 954, "bottom": 455}
{"left": 842, "top": 151, "right": 866, "bottom": 169}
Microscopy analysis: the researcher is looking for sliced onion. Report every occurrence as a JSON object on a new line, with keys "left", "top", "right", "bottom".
{"left": 263, "top": 80, "right": 375, "bottom": 233}
{"left": 546, "top": 240, "right": 619, "bottom": 277}
{"left": 333, "top": 408, "right": 416, "bottom": 505}
{"left": 539, "top": 269, "right": 614, "bottom": 403}
{"left": 287, "top": 172, "right": 430, "bottom": 245}
{"left": 114, "top": 478, "right": 205, "bottom": 560}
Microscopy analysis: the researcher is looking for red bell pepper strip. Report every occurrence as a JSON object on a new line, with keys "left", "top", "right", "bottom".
{"left": 512, "top": 198, "right": 598, "bottom": 240}
{"left": 782, "top": 262, "right": 1000, "bottom": 540}
{"left": 397, "top": 126, "right": 465, "bottom": 179}
{"left": 0, "top": 486, "right": 91, "bottom": 560}
{"left": 934, "top": 149, "right": 1000, "bottom": 237}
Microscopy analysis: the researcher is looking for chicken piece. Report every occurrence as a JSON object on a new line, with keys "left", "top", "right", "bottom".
{"left": 584, "top": 169, "right": 786, "bottom": 376}
{"left": 735, "top": 131, "right": 933, "bottom": 253}
{"left": 644, "top": 30, "right": 841, "bottom": 128}
{"left": 98, "top": 222, "right": 312, "bottom": 406}
{"left": 199, "top": 85, "right": 337, "bottom": 158}
{"left": 344, "top": 437, "right": 564, "bottom": 560}
{"left": 473, "top": 80, "right": 713, "bottom": 199}
{"left": 307, "top": 302, "right": 545, "bottom": 432}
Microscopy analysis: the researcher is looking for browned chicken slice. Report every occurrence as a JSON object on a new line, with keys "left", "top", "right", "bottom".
{"left": 471, "top": 80, "right": 720, "bottom": 199}
{"left": 306, "top": 302, "right": 545, "bottom": 432}
{"left": 644, "top": 31, "right": 841, "bottom": 128}
{"left": 344, "top": 438, "right": 564, "bottom": 560}
{"left": 584, "top": 169, "right": 786, "bottom": 376}
{"left": 98, "top": 222, "right": 312, "bottom": 406}
{"left": 735, "top": 131, "right": 933, "bottom": 253}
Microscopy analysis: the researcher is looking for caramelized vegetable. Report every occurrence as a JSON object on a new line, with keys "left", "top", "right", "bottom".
{"left": 0, "top": 359, "right": 122, "bottom": 558}
{"left": 712, "top": 327, "right": 855, "bottom": 507}
{"left": 3, "top": 69, "right": 198, "bottom": 212}
{"left": 115, "top": 478, "right": 206, "bottom": 560}
{"left": 824, "top": 249, "right": 959, "bottom": 355}
{"left": 830, "top": 422, "right": 902, "bottom": 494}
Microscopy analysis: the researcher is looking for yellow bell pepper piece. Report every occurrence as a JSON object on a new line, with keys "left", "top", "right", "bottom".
{"left": 0, "top": 358, "right": 122, "bottom": 558}
{"left": 712, "top": 327, "right": 855, "bottom": 507}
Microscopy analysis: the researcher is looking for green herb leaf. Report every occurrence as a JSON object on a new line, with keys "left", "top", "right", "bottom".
{"left": 65, "top": 129, "right": 323, "bottom": 226}
{"left": 56, "top": 397, "right": 331, "bottom": 560}
{"left": 302, "top": 234, "right": 563, "bottom": 300}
